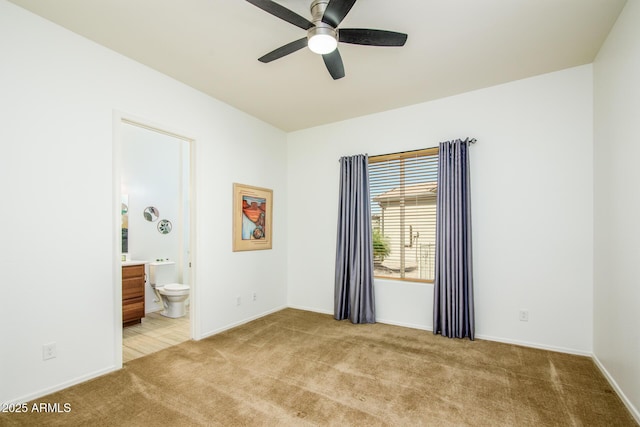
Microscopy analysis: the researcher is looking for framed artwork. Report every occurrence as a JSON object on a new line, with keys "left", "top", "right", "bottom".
{"left": 233, "top": 183, "right": 273, "bottom": 251}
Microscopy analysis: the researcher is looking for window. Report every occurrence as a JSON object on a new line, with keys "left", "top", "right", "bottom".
{"left": 369, "top": 148, "right": 438, "bottom": 282}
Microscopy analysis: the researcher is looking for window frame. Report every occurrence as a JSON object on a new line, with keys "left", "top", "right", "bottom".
{"left": 369, "top": 147, "right": 439, "bottom": 284}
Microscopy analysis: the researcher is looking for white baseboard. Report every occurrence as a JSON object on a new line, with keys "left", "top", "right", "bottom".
{"left": 592, "top": 354, "right": 640, "bottom": 424}
{"left": 284, "top": 309, "right": 589, "bottom": 357}
{"left": 5, "top": 366, "right": 117, "bottom": 406}
{"left": 198, "top": 305, "right": 288, "bottom": 340}
{"left": 286, "top": 307, "right": 432, "bottom": 331}
{"left": 472, "top": 333, "right": 592, "bottom": 356}
{"left": 286, "top": 304, "right": 332, "bottom": 316}
{"left": 294, "top": 309, "right": 590, "bottom": 357}
{"left": 375, "top": 317, "right": 432, "bottom": 331}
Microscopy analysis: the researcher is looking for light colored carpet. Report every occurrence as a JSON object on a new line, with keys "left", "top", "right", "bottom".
{"left": 2, "top": 308, "right": 637, "bottom": 426}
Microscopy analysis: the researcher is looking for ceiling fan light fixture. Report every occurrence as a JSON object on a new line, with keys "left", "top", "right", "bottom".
{"left": 307, "top": 26, "right": 337, "bottom": 55}
{"left": 247, "top": 0, "right": 408, "bottom": 79}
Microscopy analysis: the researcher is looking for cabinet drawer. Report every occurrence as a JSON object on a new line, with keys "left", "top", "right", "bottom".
{"left": 123, "top": 277, "right": 145, "bottom": 299}
{"left": 123, "top": 297, "right": 145, "bottom": 324}
{"left": 123, "top": 264, "right": 145, "bottom": 280}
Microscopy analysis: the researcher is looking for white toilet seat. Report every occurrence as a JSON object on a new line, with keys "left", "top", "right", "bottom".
{"left": 158, "top": 283, "right": 190, "bottom": 295}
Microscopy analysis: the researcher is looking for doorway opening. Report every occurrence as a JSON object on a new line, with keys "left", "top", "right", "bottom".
{"left": 115, "top": 117, "right": 195, "bottom": 364}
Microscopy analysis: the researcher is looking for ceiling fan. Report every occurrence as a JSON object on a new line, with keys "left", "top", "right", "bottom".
{"left": 246, "top": 0, "right": 408, "bottom": 80}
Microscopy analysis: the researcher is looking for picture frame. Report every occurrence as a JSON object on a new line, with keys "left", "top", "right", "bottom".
{"left": 233, "top": 183, "right": 273, "bottom": 251}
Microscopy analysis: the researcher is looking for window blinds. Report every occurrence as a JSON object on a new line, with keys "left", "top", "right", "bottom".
{"left": 369, "top": 148, "right": 439, "bottom": 282}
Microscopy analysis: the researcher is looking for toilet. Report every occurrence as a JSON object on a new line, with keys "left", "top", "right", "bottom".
{"left": 149, "top": 261, "right": 190, "bottom": 318}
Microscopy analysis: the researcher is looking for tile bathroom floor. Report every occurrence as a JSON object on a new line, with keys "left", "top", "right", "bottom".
{"left": 123, "top": 311, "right": 190, "bottom": 363}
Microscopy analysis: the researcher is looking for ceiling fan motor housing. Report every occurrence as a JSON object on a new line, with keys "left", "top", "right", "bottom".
{"left": 307, "top": 0, "right": 338, "bottom": 54}
{"left": 307, "top": 0, "right": 338, "bottom": 55}
{"left": 310, "top": 0, "right": 330, "bottom": 22}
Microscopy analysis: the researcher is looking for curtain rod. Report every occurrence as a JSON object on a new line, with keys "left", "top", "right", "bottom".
{"left": 338, "top": 138, "right": 477, "bottom": 162}
{"left": 383, "top": 138, "right": 477, "bottom": 156}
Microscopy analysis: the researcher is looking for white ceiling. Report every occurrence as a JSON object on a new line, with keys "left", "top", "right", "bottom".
{"left": 9, "top": 0, "right": 626, "bottom": 132}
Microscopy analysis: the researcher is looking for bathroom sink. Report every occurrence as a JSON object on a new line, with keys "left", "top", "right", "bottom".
{"left": 122, "top": 260, "right": 148, "bottom": 266}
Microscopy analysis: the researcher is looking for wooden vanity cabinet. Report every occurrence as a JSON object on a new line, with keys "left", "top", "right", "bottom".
{"left": 122, "top": 264, "right": 145, "bottom": 326}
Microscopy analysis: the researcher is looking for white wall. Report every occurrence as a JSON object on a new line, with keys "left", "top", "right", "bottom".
{"left": 121, "top": 123, "right": 188, "bottom": 312}
{"left": 287, "top": 65, "right": 594, "bottom": 354}
{"left": 0, "top": 0, "right": 287, "bottom": 404}
{"left": 593, "top": 0, "right": 640, "bottom": 420}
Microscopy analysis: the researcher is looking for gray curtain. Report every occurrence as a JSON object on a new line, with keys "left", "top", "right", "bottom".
{"left": 433, "top": 139, "right": 474, "bottom": 339}
{"left": 334, "top": 154, "right": 376, "bottom": 324}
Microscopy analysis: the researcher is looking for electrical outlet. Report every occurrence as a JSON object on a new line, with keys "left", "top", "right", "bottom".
{"left": 253, "top": 292, "right": 257, "bottom": 302}
{"left": 43, "top": 342, "right": 57, "bottom": 360}
{"left": 236, "top": 296, "right": 241, "bottom": 306}
{"left": 519, "top": 310, "right": 529, "bottom": 322}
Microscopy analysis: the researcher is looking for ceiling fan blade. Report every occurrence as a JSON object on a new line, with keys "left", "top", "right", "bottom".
{"left": 322, "top": 0, "right": 357, "bottom": 28}
{"left": 246, "top": 0, "right": 314, "bottom": 30}
{"left": 258, "top": 38, "right": 308, "bottom": 63}
{"left": 322, "top": 49, "right": 345, "bottom": 80}
{"left": 339, "top": 29, "right": 408, "bottom": 46}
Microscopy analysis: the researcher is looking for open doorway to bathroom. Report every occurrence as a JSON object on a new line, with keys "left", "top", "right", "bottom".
{"left": 119, "top": 120, "right": 193, "bottom": 363}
